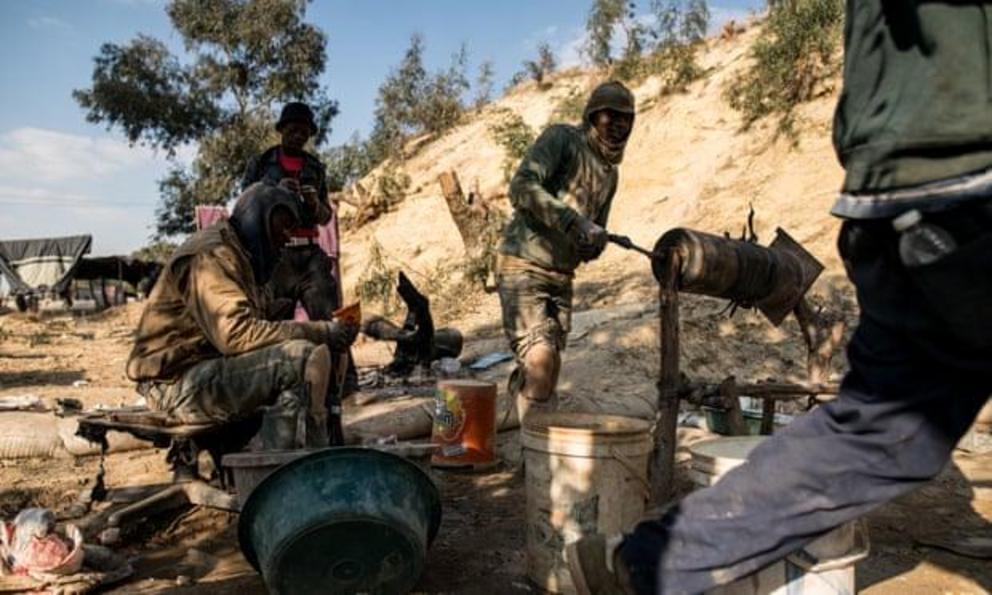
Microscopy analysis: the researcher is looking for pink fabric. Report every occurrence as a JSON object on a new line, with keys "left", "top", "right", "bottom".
{"left": 194, "top": 205, "right": 229, "bottom": 231}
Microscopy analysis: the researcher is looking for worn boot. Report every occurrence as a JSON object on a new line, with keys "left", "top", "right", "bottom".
{"left": 566, "top": 534, "right": 636, "bottom": 595}
{"left": 261, "top": 390, "right": 305, "bottom": 450}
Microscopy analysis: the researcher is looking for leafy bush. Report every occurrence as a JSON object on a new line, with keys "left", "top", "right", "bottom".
{"left": 488, "top": 109, "right": 536, "bottom": 182}
{"left": 131, "top": 240, "right": 179, "bottom": 264}
{"left": 356, "top": 240, "right": 399, "bottom": 315}
{"left": 724, "top": 0, "right": 844, "bottom": 136}
{"left": 612, "top": 0, "right": 708, "bottom": 92}
{"left": 460, "top": 209, "right": 507, "bottom": 289}
{"left": 549, "top": 87, "right": 588, "bottom": 124}
{"left": 377, "top": 163, "right": 411, "bottom": 204}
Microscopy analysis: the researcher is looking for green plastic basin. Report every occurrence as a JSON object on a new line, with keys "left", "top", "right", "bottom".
{"left": 238, "top": 447, "right": 442, "bottom": 595}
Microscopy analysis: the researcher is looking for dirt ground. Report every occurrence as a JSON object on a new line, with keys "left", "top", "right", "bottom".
{"left": 1, "top": 298, "right": 989, "bottom": 594}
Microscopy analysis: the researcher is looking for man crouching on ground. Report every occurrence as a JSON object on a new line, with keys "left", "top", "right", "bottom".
{"left": 497, "top": 81, "right": 635, "bottom": 425}
{"left": 126, "top": 184, "right": 358, "bottom": 449}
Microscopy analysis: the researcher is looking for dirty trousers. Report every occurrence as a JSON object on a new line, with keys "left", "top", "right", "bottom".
{"left": 497, "top": 255, "right": 574, "bottom": 358}
{"left": 497, "top": 256, "right": 574, "bottom": 400}
{"left": 141, "top": 339, "right": 320, "bottom": 425}
{"left": 620, "top": 204, "right": 992, "bottom": 594}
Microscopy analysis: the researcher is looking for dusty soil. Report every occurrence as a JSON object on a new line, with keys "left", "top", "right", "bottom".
{"left": 1, "top": 301, "right": 989, "bottom": 594}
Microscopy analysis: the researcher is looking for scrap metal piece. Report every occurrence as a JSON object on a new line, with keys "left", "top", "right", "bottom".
{"left": 651, "top": 227, "right": 824, "bottom": 326}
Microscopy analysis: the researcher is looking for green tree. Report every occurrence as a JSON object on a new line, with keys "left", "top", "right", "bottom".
{"left": 474, "top": 60, "right": 495, "bottom": 109}
{"left": 323, "top": 134, "right": 375, "bottom": 192}
{"left": 524, "top": 42, "right": 558, "bottom": 86}
{"left": 651, "top": 0, "right": 709, "bottom": 47}
{"left": 367, "top": 34, "right": 468, "bottom": 163}
{"left": 724, "top": 0, "right": 843, "bottom": 136}
{"left": 74, "top": 0, "right": 337, "bottom": 237}
{"left": 131, "top": 240, "right": 180, "bottom": 264}
{"left": 585, "top": 0, "right": 645, "bottom": 67}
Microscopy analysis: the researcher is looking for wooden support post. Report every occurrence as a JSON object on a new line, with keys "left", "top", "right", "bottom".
{"left": 652, "top": 252, "right": 681, "bottom": 504}
{"left": 718, "top": 377, "right": 749, "bottom": 436}
{"left": 794, "top": 298, "right": 846, "bottom": 403}
{"left": 760, "top": 398, "right": 775, "bottom": 435}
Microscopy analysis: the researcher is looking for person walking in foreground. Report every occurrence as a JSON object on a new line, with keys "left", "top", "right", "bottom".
{"left": 497, "top": 80, "right": 636, "bottom": 426}
{"left": 567, "top": 2, "right": 992, "bottom": 593}
{"left": 127, "top": 184, "right": 359, "bottom": 450}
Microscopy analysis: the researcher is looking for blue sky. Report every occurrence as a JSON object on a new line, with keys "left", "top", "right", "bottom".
{"left": 0, "top": 0, "right": 759, "bottom": 256}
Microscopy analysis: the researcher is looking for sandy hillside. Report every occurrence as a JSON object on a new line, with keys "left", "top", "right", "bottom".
{"left": 336, "top": 25, "right": 847, "bottom": 329}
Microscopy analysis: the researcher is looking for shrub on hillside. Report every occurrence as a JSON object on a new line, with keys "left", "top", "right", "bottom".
{"left": 488, "top": 109, "right": 537, "bottom": 182}
{"left": 356, "top": 240, "right": 400, "bottom": 315}
{"left": 613, "top": 0, "right": 709, "bottom": 93}
{"left": 724, "top": 0, "right": 844, "bottom": 136}
{"left": 549, "top": 88, "right": 588, "bottom": 124}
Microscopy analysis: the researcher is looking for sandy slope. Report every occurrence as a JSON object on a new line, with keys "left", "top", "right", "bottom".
{"left": 337, "top": 26, "right": 847, "bottom": 331}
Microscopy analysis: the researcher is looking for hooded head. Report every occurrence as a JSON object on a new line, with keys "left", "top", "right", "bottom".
{"left": 229, "top": 183, "right": 302, "bottom": 284}
{"left": 582, "top": 81, "right": 636, "bottom": 164}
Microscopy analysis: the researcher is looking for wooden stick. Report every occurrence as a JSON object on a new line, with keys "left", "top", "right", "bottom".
{"left": 652, "top": 252, "right": 681, "bottom": 504}
{"left": 680, "top": 380, "right": 839, "bottom": 401}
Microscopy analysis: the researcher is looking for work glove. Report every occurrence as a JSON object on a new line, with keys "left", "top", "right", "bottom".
{"left": 319, "top": 319, "right": 360, "bottom": 351}
{"left": 573, "top": 217, "right": 608, "bottom": 262}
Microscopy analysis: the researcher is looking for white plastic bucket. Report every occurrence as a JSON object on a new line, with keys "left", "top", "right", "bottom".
{"left": 689, "top": 436, "right": 870, "bottom": 595}
{"left": 521, "top": 412, "right": 653, "bottom": 593}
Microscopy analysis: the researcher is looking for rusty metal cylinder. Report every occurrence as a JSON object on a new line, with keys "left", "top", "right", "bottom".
{"left": 652, "top": 228, "right": 821, "bottom": 325}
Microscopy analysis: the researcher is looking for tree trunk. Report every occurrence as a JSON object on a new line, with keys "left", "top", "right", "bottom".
{"left": 437, "top": 170, "right": 498, "bottom": 258}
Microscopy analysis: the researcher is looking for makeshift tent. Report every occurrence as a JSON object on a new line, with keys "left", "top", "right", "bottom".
{"left": 0, "top": 235, "right": 92, "bottom": 299}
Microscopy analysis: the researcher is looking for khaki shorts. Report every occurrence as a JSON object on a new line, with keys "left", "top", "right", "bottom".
{"left": 140, "top": 340, "right": 317, "bottom": 424}
{"left": 497, "top": 255, "right": 574, "bottom": 359}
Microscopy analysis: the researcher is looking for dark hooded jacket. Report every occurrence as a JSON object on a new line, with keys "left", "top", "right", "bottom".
{"left": 242, "top": 146, "right": 332, "bottom": 227}
{"left": 126, "top": 185, "right": 334, "bottom": 382}
{"left": 833, "top": 1, "right": 992, "bottom": 200}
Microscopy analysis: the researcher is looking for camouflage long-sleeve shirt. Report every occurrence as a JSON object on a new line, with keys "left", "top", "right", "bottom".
{"left": 499, "top": 124, "right": 618, "bottom": 273}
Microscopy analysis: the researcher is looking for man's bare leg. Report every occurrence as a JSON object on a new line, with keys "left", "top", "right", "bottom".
{"left": 516, "top": 343, "right": 560, "bottom": 426}
{"left": 303, "top": 344, "right": 331, "bottom": 447}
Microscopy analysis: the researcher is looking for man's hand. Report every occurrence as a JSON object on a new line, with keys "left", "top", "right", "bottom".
{"left": 279, "top": 177, "right": 301, "bottom": 194}
{"left": 300, "top": 184, "right": 320, "bottom": 211}
{"left": 574, "top": 217, "right": 608, "bottom": 261}
{"left": 321, "top": 319, "right": 359, "bottom": 351}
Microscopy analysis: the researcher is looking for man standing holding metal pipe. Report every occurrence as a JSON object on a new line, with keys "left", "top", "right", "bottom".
{"left": 568, "top": 2, "right": 992, "bottom": 593}
{"left": 496, "top": 81, "right": 636, "bottom": 426}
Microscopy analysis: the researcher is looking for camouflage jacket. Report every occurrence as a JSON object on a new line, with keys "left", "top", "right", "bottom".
{"left": 499, "top": 124, "right": 618, "bottom": 273}
{"left": 126, "top": 221, "right": 333, "bottom": 382}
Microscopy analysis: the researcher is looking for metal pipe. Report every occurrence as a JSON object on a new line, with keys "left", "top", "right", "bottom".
{"left": 652, "top": 227, "right": 823, "bottom": 326}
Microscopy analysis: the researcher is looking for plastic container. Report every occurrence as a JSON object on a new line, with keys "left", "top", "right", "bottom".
{"left": 521, "top": 412, "right": 653, "bottom": 593}
{"left": 430, "top": 379, "right": 497, "bottom": 469}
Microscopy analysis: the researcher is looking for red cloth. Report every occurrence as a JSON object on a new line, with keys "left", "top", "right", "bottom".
{"left": 277, "top": 151, "right": 305, "bottom": 177}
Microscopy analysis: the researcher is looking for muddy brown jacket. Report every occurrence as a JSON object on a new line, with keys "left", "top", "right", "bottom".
{"left": 126, "top": 221, "right": 333, "bottom": 382}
